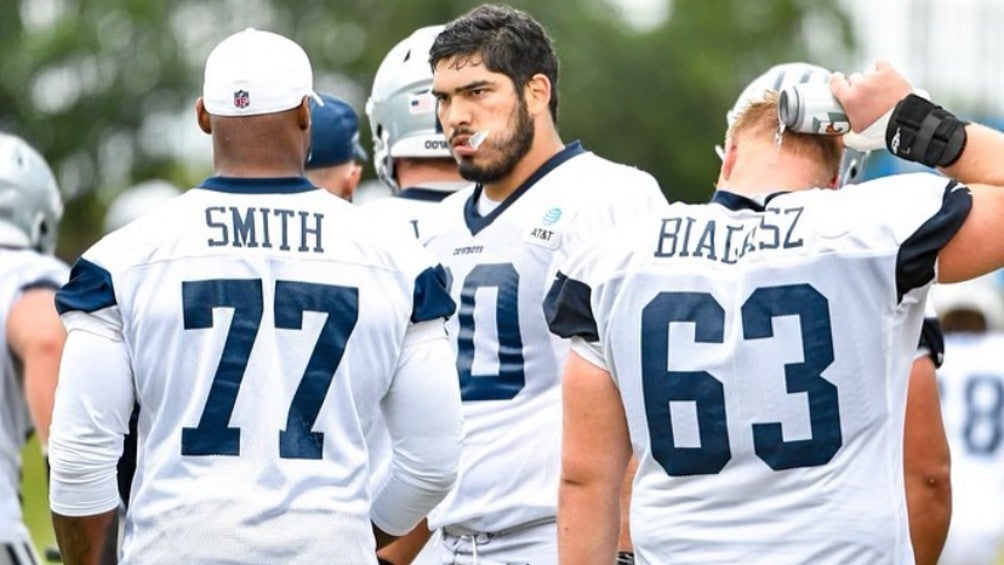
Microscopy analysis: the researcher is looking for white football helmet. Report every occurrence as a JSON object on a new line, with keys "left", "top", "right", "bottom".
{"left": 366, "top": 25, "right": 452, "bottom": 192}
{"left": 0, "top": 133, "right": 63, "bottom": 255}
{"left": 104, "top": 179, "right": 182, "bottom": 234}
{"left": 718, "top": 62, "right": 868, "bottom": 186}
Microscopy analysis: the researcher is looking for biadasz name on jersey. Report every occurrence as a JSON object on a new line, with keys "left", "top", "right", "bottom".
{"left": 655, "top": 206, "right": 805, "bottom": 263}
{"left": 204, "top": 206, "right": 324, "bottom": 253}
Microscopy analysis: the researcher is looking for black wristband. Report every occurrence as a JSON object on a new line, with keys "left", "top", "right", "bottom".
{"left": 886, "top": 94, "right": 968, "bottom": 168}
{"left": 616, "top": 551, "right": 635, "bottom": 565}
{"left": 377, "top": 559, "right": 396, "bottom": 565}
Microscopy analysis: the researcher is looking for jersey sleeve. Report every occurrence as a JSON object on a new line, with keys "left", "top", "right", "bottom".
{"left": 545, "top": 227, "right": 615, "bottom": 375}
{"left": 16, "top": 254, "right": 68, "bottom": 292}
{"left": 411, "top": 264, "right": 456, "bottom": 323}
{"left": 370, "top": 320, "right": 462, "bottom": 535}
{"left": 55, "top": 256, "right": 123, "bottom": 341}
{"left": 841, "top": 173, "right": 972, "bottom": 301}
{"left": 560, "top": 166, "right": 666, "bottom": 261}
{"left": 917, "top": 314, "right": 945, "bottom": 368}
{"left": 896, "top": 180, "right": 971, "bottom": 301}
{"left": 49, "top": 327, "right": 134, "bottom": 516}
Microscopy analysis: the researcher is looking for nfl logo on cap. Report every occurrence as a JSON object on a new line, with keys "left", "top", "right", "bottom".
{"left": 202, "top": 28, "right": 319, "bottom": 117}
{"left": 234, "top": 90, "right": 250, "bottom": 109}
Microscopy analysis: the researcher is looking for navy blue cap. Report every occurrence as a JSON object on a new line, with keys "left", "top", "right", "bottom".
{"left": 306, "top": 93, "right": 369, "bottom": 169}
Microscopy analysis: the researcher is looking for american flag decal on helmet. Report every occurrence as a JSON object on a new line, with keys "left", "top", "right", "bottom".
{"left": 234, "top": 90, "right": 250, "bottom": 109}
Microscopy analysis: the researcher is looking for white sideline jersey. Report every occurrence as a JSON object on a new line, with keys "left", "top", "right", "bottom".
{"left": 938, "top": 332, "right": 1004, "bottom": 565}
{"left": 547, "top": 173, "right": 972, "bottom": 563}
{"left": 363, "top": 184, "right": 465, "bottom": 240}
{"left": 423, "top": 142, "right": 665, "bottom": 532}
{"left": 49, "top": 177, "right": 460, "bottom": 564}
{"left": 0, "top": 249, "right": 67, "bottom": 543}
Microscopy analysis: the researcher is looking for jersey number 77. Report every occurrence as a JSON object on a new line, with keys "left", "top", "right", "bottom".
{"left": 180, "top": 278, "right": 358, "bottom": 460}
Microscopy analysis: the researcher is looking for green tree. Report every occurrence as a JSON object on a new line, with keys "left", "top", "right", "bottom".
{"left": 0, "top": 0, "right": 853, "bottom": 264}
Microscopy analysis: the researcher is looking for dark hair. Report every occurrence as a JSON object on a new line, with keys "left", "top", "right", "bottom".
{"left": 430, "top": 4, "right": 560, "bottom": 122}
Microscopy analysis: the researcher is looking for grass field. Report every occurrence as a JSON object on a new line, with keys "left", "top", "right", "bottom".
{"left": 21, "top": 436, "right": 58, "bottom": 562}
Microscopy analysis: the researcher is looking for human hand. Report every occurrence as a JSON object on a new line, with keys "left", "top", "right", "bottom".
{"left": 831, "top": 60, "right": 913, "bottom": 134}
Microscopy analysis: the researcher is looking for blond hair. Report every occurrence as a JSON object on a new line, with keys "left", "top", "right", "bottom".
{"left": 727, "top": 91, "right": 843, "bottom": 177}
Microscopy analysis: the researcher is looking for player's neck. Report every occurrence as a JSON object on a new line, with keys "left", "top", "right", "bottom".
{"left": 482, "top": 127, "right": 565, "bottom": 202}
{"left": 720, "top": 146, "right": 835, "bottom": 196}
{"left": 211, "top": 128, "right": 308, "bottom": 179}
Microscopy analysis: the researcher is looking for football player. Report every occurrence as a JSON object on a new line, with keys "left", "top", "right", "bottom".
{"left": 48, "top": 28, "right": 462, "bottom": 564}
{"left": 714, "top": 62, "right": 951, "bottom": 565}
{"left": 0, "top": 132, "right": 67, "bottom": 565}
{"left": 306, "top": 93, "right": 368, "bottom": 201}
{"left": 364, "top": 25, "right": 469, "bottom": 240}
{"left": 421, "top": 6, "right": 666, "bottom": 563}
{"left": 550, "top": 61, "right": 1004, "bottom": 562}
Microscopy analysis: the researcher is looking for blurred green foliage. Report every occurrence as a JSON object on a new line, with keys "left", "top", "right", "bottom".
{"left": 0, "top": 0, "right": 854, "bottom": 263}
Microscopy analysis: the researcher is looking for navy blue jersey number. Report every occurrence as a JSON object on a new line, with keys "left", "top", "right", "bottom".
{"left": 456, "top": 263, "right": 526, "bottom": 401}
{"left": 181, "top": 278, "right": 358, "bottom": 459}
{"left": 962, "top": 374, "right": 1004, "bottom": 455}
{"left": 641, "top": 284, "right": 840, "bottom": 476}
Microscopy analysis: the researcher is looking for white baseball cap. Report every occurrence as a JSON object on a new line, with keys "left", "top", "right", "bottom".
{"left": 202, "top": 28, "right": 321, "bottom": 117}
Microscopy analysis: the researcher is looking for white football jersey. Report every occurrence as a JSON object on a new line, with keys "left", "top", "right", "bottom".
{"left": 0, "top": 249, "right": 67, "bottom": 543}
{"left": 50, "top": 177, "right": 458, "bottom": 564}
{"left": 938, "top": 332, "right": 1004, "bottom": 565}
{"left": 547, "top": 173, "right": 971, "bottom": 563}
{"left": 423, "top": 142, "right": 665, "bottom": 532}
{"left": 362, "top": 184, "right": 465, "bottom": 240}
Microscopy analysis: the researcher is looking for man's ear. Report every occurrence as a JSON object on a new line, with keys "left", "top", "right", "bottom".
{"left": 523, "top": 73, "right": 552, "bottom": 118}
{"left": 298, "top": 98, "right": 311, "bottom": 131}
{"left": 195, "top": 98, "right": 212, "bottom": 134}
{"left": 717, "top": 136, "right": 738, "bottom": 186}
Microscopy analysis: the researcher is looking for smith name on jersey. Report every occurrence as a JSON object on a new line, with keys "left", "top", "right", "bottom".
{"left": 422, "top": 142, "right": 665, "bottom": 533}
{"left": 49, "top": 177, "right": 457, "bottom": 564}
{"left": 547, "top": 173, "right": 971, "bottom": 563}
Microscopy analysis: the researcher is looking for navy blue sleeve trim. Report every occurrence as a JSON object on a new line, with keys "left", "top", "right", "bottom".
{"left": 896, "top": 180, "right": 972, "bottom": 302}
{"left": 19, "top": 280, "right": 61, "bottom": 293}
{"left": 411, "top": 265, "right": 456, "bottom": 323}
{"left": 918, "top": 316, "right": 945, "bottom": 368}
{"left": 55, "top": 258, "right": 117, "bottom": 315}
{"left": 544, "top": 272, "right": 599, "bottom": 341}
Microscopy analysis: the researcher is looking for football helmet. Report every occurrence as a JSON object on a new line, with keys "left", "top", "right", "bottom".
{"left": 718, "top": 62, "right": 869, "bottom": 186}
{"left": 366, "top": 25, "right": 451, "bottom": 192}
{"left": 0, "top": 133, "right": 63, "bottom": 255}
